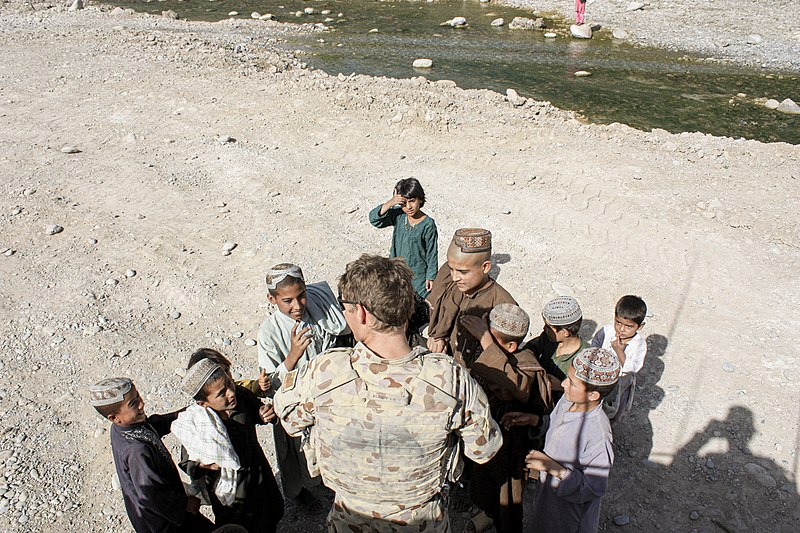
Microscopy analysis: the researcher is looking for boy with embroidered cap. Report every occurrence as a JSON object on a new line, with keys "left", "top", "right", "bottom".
{"left": 89, "top": 377, "right": 212, "bottom": 533}
{"left": 174, "top": 358, "right": 284, "bottom": 532}
{"left": 256, "top": 263, "right": 346, "bottom": 513}
{"left": 524, "top": 347, "right": 620, "bottom": 533}
{"left": 591, "top": 295, "right": 648, "bottom": 423}
{"left": 460, "top": 304, "right": 553, "bottom": 533}
{"left": 524, "top": 296, "right": 589, "bottom": 395}
{"left": 427, "top": 228, "right": 517, "bottom": 365}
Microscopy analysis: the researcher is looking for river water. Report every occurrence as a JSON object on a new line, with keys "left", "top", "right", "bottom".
{"left": 111, "top": 0, "right": 799, "bottom": 144}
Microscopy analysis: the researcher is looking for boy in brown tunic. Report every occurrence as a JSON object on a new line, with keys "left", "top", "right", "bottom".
{"left": 461, "top": 304, "right": 553, "bottom": 533}
{"left": 426, "top": 228, "right": 516, "bottom": 365}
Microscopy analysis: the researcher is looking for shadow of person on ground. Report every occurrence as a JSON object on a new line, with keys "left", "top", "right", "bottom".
{"left": 490, "top": 253, "right": 511, "bottom": 282}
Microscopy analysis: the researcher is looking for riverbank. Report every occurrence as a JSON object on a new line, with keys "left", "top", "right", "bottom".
{"left": 501, "top": 0, "right": 800, "bottom": 71}
{"left": 1, "top": 2, "right": 799, "bottom": 532}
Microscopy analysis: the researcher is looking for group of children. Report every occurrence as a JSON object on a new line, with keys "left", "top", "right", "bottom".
{"left": 90, "top": 177, "right": 648, "bottom": 533}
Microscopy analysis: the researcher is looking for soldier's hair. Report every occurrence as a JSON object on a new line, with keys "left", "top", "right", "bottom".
{"left": 188, "top": 348, "right": 232, "bottom": 372}
{"left": 338, "top": 254, "right": 414, "bottom": 333}
{"left": 615, "top": 295, "right": 647, "bottom": 325}
{"left": 394, "top": 177, "right": 426, "bottom": 207}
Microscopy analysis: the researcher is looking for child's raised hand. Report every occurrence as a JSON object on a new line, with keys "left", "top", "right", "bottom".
{"left": 500, "top": 411, "right": 540, "bottom": 430}
{"left": 525, "top": 450, "right": 567, "bottom": 480}
{"left": 257, "top": 369, "right": 271, "bottom": 392}
{"left": 259, "top": 403, "right": 276, "bottom": 424}
{"left": 288, "top": 322, "right": 312, "bottom": 360}
{"left": 460, "top": 315, "right": 488, "bottom": 338}
{"left": 198, "top": 462, "right": 221, "bottom": 471}
{"left": 390, "top": 193, "right": 406, "bottom": 207}
{"left": 427, "top": 337, "right": 448, "bottom": 354}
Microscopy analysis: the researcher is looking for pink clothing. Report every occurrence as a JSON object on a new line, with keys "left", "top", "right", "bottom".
{"left": 575, "top": 0, "right": 586, "bottom": 24}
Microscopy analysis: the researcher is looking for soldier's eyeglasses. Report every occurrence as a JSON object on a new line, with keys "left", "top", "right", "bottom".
{"left": 338, "top": 294, "right": 389, "bottom": 325}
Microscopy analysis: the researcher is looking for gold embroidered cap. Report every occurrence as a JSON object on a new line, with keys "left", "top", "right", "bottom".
{"left": 89, "top": 377, "right": 133, "bottom": 406}
{"left": 573, "top": 347, "right": 620, "bottom": 386}
{"left": 489, "top": 303, "right": 530, "bottom": 339}
{"left": 181, "top": 358, "right": 221, "bottom": 397}
{"left": 452, "top": 228, "right": 492, "bottom": 253}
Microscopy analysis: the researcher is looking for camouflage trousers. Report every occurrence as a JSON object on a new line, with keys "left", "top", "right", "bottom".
{"left": 326, "top": 495, "right": 449, "bottom": 533}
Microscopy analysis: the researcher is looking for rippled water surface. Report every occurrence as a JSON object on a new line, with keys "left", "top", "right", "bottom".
{"left": 111, "top": 0, "right": 799, "bottom": 143}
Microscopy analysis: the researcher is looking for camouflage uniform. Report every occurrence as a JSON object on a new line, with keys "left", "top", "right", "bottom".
{"left": 274, "top": 342, "right": 503, "bottom": 532}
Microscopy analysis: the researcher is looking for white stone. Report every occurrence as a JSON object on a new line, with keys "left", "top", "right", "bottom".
{"left": 46, "top": 224, "right": 64, "bottom": 235}
{"left": 244, "top": 338, "right": 257, "bottom": 347}
{"left": 776, "top": 98, "right": 800, "bottom": 115}
{"left": 746, "top": 34, "right": 763, "bottom": 45}
{"left": 260, "top": 14, "right": 274, "bottom": 20}
{"left": 68, "top": 0, "right": 83, "bottom": 11}
{"left": 125, "top": 269, "right": 136, "bottom": 278}
{"left": 450, "top": 16, "right": 467, "bottom": 27}
{"left": 222, "top": 241, "right": 237, "bottom": 252}
{"left": 612, "top": 28, "right": 629, "bottom": 39}
{"left": 509, "top": 17, "right": 544, "bottom": 30}
{"left": 321, "top": 10, "right": 331, "bottom": 15}
{"left": 228, "top": 11, "right": 239, "bottom": 16}
{"left": 60, "top": 146, "right": 80, "bottom": 154}
{"left": 412, "top": 58, "right": 433, "bottom": 68}
{"left": 543, "top": 32, "right": 557, "bottom": 38}
{"left": 506, "top": 88, "right": 526, "bottom": 107}
{"left": 491, "top": 18, "right": 504, "bottom": 26}
{"left": 304, "top": 7, "right": 315, "bottom": 14}
{"left": 251, "top": 12, "right": 261, "bottom": 19}
{"left": 570, "top": 24, "right": 592, "bottom": 39}
{"left": 626, "top": 1, "right": 644, "bottom": 11}
{"left": 574, "top": 70, "right": 592, "bottom": 77}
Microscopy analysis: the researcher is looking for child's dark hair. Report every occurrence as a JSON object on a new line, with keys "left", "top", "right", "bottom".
{"left": 584, "top": 381, "right": 617, "bottom": 400}
{"left": 492, "top": 329, "right": 525, "bottom": 347}
{"left": 94, "top": 402, "right": 122, "bottom": 418}
{"left": 394, "top": 178, "right": 426, "bottom": 207}
{"left": 615, "top": 295, "right": 647, "bottom": 325}
{"left": 188, "top": 348, "right": 231, "bottom": 371}
{"left": 192, "top": 367, "right": 228, "bottom": 402}
{"left": 266, "top": 263, "right": 305, "bottom": 297}
{"left": 555, "top": 317, "right": 583, "bottom": 337}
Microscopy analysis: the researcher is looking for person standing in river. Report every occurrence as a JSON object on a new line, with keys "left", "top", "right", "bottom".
{"left": 576, "top": 0, "right": 587, "bottom": 25}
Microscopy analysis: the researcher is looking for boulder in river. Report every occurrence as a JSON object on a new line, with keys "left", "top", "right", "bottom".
{"left": 746, "top": 34, "right": 763, "bottom": 45}
{"left": 68, "top": 0, "right": 83, "bottom": 11}
{"left": 763, "top": 99, "right": 780, "bottom": 110}
{"left": 450, "top": 17, "right": 468, "bottom": 27}
{"left": 612, "top": 28, "right": 629, "bottom": 39}
{"left": 776, "top": 98, "right": 800, "bottom": 114}
{"left": 574, "top": 70, "right": 592, "bottom": 77}
{"left": 162, "top": 10, "right": 179, "bottom": 19}
{"left": 412, "top": 58, "right": 433, "bottom": 69}
{"left": 506, "top": 88, "right": 526, "bottom": 107}
{"left": 509, "top": 17, "right": 545, "bottom": 30}
{"left": 570, "top": 24, "right": 592, "bottom": 39}
{"left": 491, "top": 18, "right": 504, "bottom": 26}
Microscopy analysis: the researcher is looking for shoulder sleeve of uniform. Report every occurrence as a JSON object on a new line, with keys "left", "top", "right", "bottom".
{"left": 454, "top": 366, "right": 503, "bottom": 464}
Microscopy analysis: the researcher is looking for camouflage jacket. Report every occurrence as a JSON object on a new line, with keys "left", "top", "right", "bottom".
{"left": 274, "top": 342, "right": 503, "bottom": 532}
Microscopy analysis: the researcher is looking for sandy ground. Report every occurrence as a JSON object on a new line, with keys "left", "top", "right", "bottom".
{"left": 503, "top": 0, "right": 800, "bottom": 71}
{"left": 1, "top": 1, "right": 799, "bottom": 532}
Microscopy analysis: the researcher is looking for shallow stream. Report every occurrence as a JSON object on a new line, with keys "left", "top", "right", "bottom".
{"left": 112, "top": 0, "right": 799, "bottom": 144}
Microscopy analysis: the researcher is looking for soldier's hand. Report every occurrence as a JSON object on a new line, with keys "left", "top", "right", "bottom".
{"left": 259, "top": 403, "right": 276, "bottom": 424}
{"left": 257, "top": 368, "right": 271, "bottom": 392}
{"left": 427, "top": 337, "right": 447, "bottom": 354}
{"left": 501, "top": 411, "right": 540, "bottom": 430}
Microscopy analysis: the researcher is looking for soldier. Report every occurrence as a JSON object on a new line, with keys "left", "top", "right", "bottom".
{"left": 274, "top": 254, "right": 503, "bottom": 532}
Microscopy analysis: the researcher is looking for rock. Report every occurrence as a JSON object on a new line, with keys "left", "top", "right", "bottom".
{"left": 744, "top": 463, "right": 777, "bottom": 488}
{"left": 105, "top": 278, "right": 118, "bottom": 286}
{"left": 776, "top": 98, "right": 800, "bottom": 114}
{"left": 217, "top": 135, "right": 235, "bottom": 143}
{"left": 764, "top": 99, "right": 780, "bottom": 109}
{"left": 543, "top": 32, "right": 557, "bottom": 38}
{"left": 506, "top": 88, "right": 526, "bottom": 107}
{"left": 60, "top": 146, "right": 80, "bottom": 154}
{"left": 551, "top": 282, "right": 574, "bottom": 296}
{"left": 612, "top": 28, "right": 629, "bottom": 39}
{"left": 491, "top": 18, "right": 504, "bottom": 26}
{"left": 244, "top": 339, "right": 257, "bottom": 347}
{"left": 260, "top": 14, "right": 274, "bottom": 20}
{"left": 501, "top": 209, "right": 511, "bottom": 215}
{"left": 161, "top": 10, "right": 178, "bottom": 19}
{"left": 722, "top": 362, "right": 735, "bottom": 373}
{"left": 170, "top": 311, "right": 181, "bottom": 319}
{"left": 304, "top": 7, "right": 315, "bottom": 14}
{"left": 689, "top": 511, "right": 700, "bottom": 520}
{"left": 369, "top": 28, "right": 379, "bottom": 33}
{"left": 125, "top": 269, "right": 136, "bottom": 278}
{"left": 321, "top": 10, "right": 331, "bottom": 15}
{"left": 23, "top": 188, "right": 35, "bottom": 196}
{"left": 222, "top": 241, "right": 237, "bottom": 252}
{"left": 412, "top": 58, "right": 433, "bottom": 69}
{"left": 111, "top": 473, "right": 120, "bottom": 491}
{"left": 574, "top": 70, "right": 592, "bottom": 77}
{"left": 228, "top": 11, "right": 239, "bottom": 16}
{"left": 46, "top": 224, "right": 64, "bottom": 235}
{"left": 570, "top": 24, "right": 592, "bottom": 39}
{"left": 509, "top": 17, "right": 545, "bottom": 30}
{"left": 109, "top": 6, "right": 126, "bottom": 16}
{"left": 613, "top": 515, "right": 630, "bottom": 526}
{"left": 3, "top": 249, "right": 14, "bottom": 257}
{"left": 450, "top": 17, "right": 467, "bottom": 27}
{"left": 68, "top": 0, "right": 82, "bottom": 11}
{"left": 626, "top": 1, "right": 645, "bottom": 11}
{"left": 251, "top": 12, "right": 261, "bottom": 19}
{"left": 746, "top": 34, "right": 763, "bottom": 45}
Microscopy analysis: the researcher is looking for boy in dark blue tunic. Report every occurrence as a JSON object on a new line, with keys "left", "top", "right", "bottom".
{"left": 90, "top": 377, "right": 213, "bottom": 533}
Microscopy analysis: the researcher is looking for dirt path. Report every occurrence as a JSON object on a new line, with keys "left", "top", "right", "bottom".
{"left": 1, "top": 3, "right": 799, "bottom": 532}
